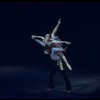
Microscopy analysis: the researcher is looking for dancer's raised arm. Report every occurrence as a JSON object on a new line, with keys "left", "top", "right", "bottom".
{"left": 51, "top": 19, "right": 61, "bottom": 38}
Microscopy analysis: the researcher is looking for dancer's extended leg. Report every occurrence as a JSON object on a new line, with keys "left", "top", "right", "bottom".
{"left": 61, "top": 54, "right": 72, "bottom": 70}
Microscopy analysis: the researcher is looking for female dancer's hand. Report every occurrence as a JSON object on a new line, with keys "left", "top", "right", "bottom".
{"left": 31, "top": 35, "right": 36, "bottom": 40}
{"left": 58, "top": 18, "right": 61, "bottom": 24}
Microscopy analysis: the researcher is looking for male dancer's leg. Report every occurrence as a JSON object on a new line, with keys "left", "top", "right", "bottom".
{"left": 48, "top": 66, "right": 58, "bottom": 89}
{"left": 60, "top": 69, "right": 72, "bottom": 92}
{"left": 58, "top": 59, "right": 72, "bottom": 92}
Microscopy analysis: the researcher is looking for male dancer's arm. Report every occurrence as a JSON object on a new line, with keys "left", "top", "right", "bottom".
{"left": 51, "top": 19, "right": 61, "bottom": 37}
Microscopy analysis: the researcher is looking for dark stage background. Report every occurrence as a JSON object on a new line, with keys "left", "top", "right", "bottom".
{"left": 0, "top": 2, "right": 100, "bottom": 69}
{"left": 0, "top": 1, "right": 100, "bottom": 99}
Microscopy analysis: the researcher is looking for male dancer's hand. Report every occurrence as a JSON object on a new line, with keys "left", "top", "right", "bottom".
{"left": 45, "top": 49, "right": 50, "bottom": 54}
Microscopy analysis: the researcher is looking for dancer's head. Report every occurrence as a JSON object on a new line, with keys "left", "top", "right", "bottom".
{"left": 44, "top": 34, "right": 51, "bottom": 40}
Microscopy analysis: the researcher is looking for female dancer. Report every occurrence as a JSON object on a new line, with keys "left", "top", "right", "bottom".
{"left": 31, "top": 19, "right": 72, "bottom": 70}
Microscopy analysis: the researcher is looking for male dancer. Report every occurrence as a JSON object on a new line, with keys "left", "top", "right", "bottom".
{"left": 32, "top": 37, "right": 72, "bottom": 93}
{"left": 31, "top": 19, "right": 72, "bottom": 93}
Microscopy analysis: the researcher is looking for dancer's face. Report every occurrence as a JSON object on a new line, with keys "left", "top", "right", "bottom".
{"left": 45, "top": 34, "right": 51, "bottom": 40}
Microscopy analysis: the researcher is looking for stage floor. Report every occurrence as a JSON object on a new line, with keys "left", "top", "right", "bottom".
{"left": 0, "top": 65, "right": 100, "bottom": 99}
